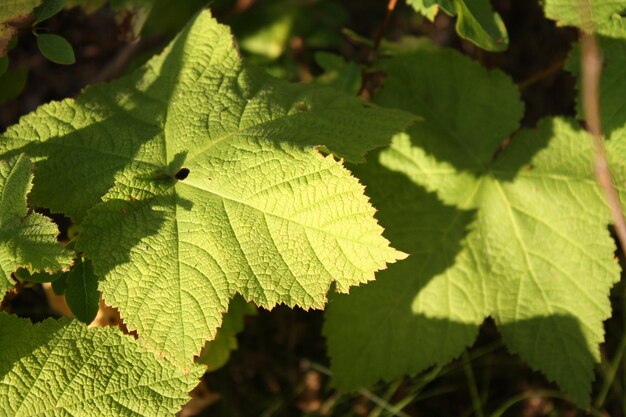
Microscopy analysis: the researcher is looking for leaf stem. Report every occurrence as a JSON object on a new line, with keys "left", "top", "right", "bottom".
{"left": 462, "top": 350, "right": 484, "bottom": 417}
{"left": 595, "top": 326, "right": 626, "bottom": 407}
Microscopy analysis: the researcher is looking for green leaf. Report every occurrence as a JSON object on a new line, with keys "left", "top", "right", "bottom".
{"left": 406, "top": 0, "right": 439, "bottom": 21}
{"left": 0, "top": 154, "right": 72, "bottom": 299}
{"left": 36, "top": 33, "right": 75, "bottom": 65}
{"left": 1, "top": 10, "right": 412, "bottom": 366}
{"left": 542, "top": 0, "right": 626, "bottom": 35}
{"left": 0, "top": 313, "right": 202, "bottom": 416}
{"left": 453, "top": 0, "right": 508, "bottom": 51}
{"left": 324, "top": 49, "right": 622, "bottom": 406}
{"left": 34, "top": 0, "right": 65, "bottom": 24}
{"left": 64, "top": 257, "right": 100, "bottom": 324}
{"left": 198, "top": 295, "right": 256, "bottom": 372}
{"left": 425, "top": 0, "right": 454, "bottom": 15}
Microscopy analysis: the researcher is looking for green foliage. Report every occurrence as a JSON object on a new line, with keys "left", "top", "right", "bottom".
{"left": 0, "top": 11, "right": 411, "bottom": 366}
{"left": 324, "top": 48, "right": 623, "bottom": 406}
{"left": 543, "top": 0, "right": 626, "bottom": 34}
{"left": 0, "top": 313, "right": 202, "bottom": 416}
{"left": 407, "top": 0, "right": 508, "bottom": 51}
{"left": 63, "top": 257, "right": 100, "bottom": 324}
{"left": 0, "top": 154, "right": 72, "bottom": 298}
{"left": 2, "top": 1, "right": 626, "bottom": 414}
{"left": 34, "top": 0, "right": 65, "bottom": 24}
{"left": 36, "top": 33, "right": 75, "bottom": 65}
{"left": 406, "top": 0, "right": 439, "bottom": 21}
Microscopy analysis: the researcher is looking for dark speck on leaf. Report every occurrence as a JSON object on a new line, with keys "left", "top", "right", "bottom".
{"left": 175, "top": 168, "right": 190, "bottom": 180}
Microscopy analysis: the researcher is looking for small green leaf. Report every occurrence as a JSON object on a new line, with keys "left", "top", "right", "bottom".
{"left": 406, "top": 0, "right": 439, "bottom": 21}
{"left": 426, "top": 0, "right": 454, "bottom": 15}
{"left": 64, "top": 258, "right": 100, "bottom": 324}
{"left": 453, "top": 0, "right": 508, "bottom": 51}
{"left": 36, "top": 33, "right": 75, "bottom": 65}
{"left": 0, "top": 55, "right": 7, "bottom": 76}
{"left": 34, "top": 0, "right": 65, "bottom": 24}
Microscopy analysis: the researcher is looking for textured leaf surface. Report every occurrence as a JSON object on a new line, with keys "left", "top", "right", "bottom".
{"left": 324, "top": 49, "right": 622, "bottom": 405}
{"left": 542, "top": 0, "right": 626, "bottom": 34}
{"left": 0, "top": 154, "right": 72, "bottom": 299}
{"left": 0, "top": 11, "right": 411, "bottom": 365}
{"left": 0, "top": 313, "right": 202, "bottom": 417}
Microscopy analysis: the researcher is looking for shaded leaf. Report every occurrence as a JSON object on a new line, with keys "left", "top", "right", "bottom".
{"left": 324, "top": 49, "right": 621, "bottom": 406}
{"left": 64, "top": 257, "right": 100, "bottom": 324}
{"left": 36, "top": 33, "right": 75, "bottom": 65}
{"left": 34, "top": 0, "right": 65, "bottom": 24}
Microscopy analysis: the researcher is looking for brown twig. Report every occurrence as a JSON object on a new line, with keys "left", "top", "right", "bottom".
{"left": 358, "top": 0, "right": 398, "bottom": 99}
{"left": 579, "top": 7, "right": 626, "bottom": 255}
{"left": 373, "top": 0, "right": 398, "bottom": 51}
{"left": 519, "top": 58, "right": 567, "bottom": 90}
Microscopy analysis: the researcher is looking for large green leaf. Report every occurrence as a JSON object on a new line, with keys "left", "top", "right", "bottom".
{"left": 0, "top": 313, "right": 202, "bottom": 416}
{"left": 0, "top": 11, "right": 412, "bottom": 366}
{"left": 0, "top": 154, "right": 72, "bottom": 298}
{"left": 324, "top": 49, "right": 622, "bottom": 406}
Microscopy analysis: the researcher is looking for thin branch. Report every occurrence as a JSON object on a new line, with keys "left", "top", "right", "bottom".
{"left": 519, "top": 58, "right": 567, "bottom": 90}
{"left": 373, "top": 0, "right": 399, "bottom": 51}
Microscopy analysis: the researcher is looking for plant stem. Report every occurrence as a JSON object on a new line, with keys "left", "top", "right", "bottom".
{"left": 373, "top": 0, "right": 398, "bottom": 51}
{"left": 462, "top": 350, "right": 484, "bottom": 417}
{"left": 595, "top": 328, "right": 626, "bottom": 407}
{"left": 579, "top": 6, "right": 626, "bottom": 256}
